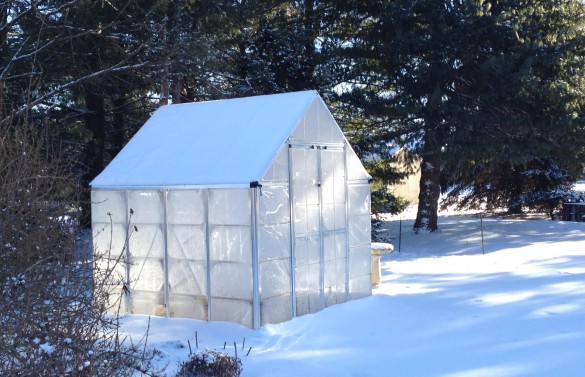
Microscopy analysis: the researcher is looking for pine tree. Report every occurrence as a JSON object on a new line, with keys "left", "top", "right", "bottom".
{"left": 441, "top": 0, "right": 585, "bottom": 217}
{"left": 328, "top": 0, "right": 585, "bottom": 231}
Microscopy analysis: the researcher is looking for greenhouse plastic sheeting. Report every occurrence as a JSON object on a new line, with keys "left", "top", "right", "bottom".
{"left": 208, "top": 188, "right": 253, "bottom": 327}
{"left": 258, "top": 185, "right": 292, "bottom": 325}
{"left": 347, "top": 182, "right": 372, "bottom": 300}
{"left": 90, "top": 90, "right": 373, "bottom": 328}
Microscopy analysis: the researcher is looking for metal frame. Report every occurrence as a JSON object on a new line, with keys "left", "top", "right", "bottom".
{"left": 343, "top": 145, "right": 351, "bottom": 302}
{"left": 251, "top": 187, "right": 261, "bottom": 329}
{"left": 91, "top": 135, "right": 367, "bottom": 326}
{"left": 288, "top": 142, "right": 347, "bottom": 314}
{"left": 287, "top": 144, "right": 298, "bottom": 317}
{"left": 124, "top": 190, "right": 132, "bottom": 313}
{"left": 162, "top": 189, "right": 171, "bottom": 317}
{"left": 204, "top": 189, "right": 212, "bottom": 321}
{"left": 317, "top": 146, "right": 325, "bottom": 310}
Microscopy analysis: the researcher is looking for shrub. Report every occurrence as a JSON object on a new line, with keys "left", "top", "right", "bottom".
{"left": 176, "top": 350, "right": 242, "bottom": 377}
{"left": 0, "top": 125, "right": 163, "bottom": 376}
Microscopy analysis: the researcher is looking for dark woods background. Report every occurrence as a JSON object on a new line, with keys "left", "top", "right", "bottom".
{"left": 2, "top": 0, "right": 585, "bottom": 232}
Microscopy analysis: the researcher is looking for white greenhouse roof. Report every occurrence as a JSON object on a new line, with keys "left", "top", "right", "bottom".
{"left": 91, "top": 91, "right": 322, "bottom": 188}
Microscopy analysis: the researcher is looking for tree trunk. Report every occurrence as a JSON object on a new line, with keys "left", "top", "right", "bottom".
{"left": 414, "top": 140, "right": 442, "bottom": 233}
{"left": 172, "top": 76, "right": 183, "bottom": 103}
{"left": 0, "top": 4, "right": 9, "bottom": 120}
{"left": 81, "top": 92, "right": 106, "bottom": 227}
{"left": 507, "top": 168, "right": 524, "bottom": 214}
{"left": 111, "top": 95, "right": 126, "bottom": 156}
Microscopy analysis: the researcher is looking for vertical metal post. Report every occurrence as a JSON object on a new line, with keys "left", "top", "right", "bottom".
{"left": 343, "top": 146, "right": 351, "bottom": 302}
{"left": 398, "top": 217, "right": 402, "bottom": 252}
{"left": 480, "top": 213, "right": 485, "bottom": 255}
{"left": 162, "top": 190, "right": 171, "bottom": 317}
{"left": 204, "top": 189, "right": 212, "bottom": 321}
{"left": 317, "top": 146, "right": 325, "bottom": 310}
{"left": 251, "top": 187, "right": 261, "bottom": 329}
{"left": 287, "top": 144, "right": 297, "bottom": 317}
{"left": 124, "top": 190, "right": 132, "bottom": 313}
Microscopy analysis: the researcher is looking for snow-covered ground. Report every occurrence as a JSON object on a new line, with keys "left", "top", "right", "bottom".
{"left": 122, "top": 210, "right": 585, "bottom": 377}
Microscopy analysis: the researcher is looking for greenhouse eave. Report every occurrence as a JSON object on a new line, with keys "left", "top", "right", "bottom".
{"left": 90, "top": 183, "right": 252, "bottom": 190}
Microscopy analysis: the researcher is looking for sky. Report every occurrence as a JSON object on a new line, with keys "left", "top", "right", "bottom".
{"left": 121, "top": 195, "right": 585, "bottom": 377}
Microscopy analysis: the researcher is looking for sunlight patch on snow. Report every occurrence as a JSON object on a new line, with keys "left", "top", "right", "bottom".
{"left": 378, "top": 283, "right": 441, "bottom": 295}
{"left": 278, "top": 348, "right": 350, "bottom": 360}
{"left": 440, "top": 363, "right": 535, "bottom": 377}
{"left": 528, "top": 303, "right": 582, "bottom": 318}
{"left": 545, "top": 281, "right": 585, "bottom": 294}
{"left": 476, "top": 291, "right": 537, "bottom": 305}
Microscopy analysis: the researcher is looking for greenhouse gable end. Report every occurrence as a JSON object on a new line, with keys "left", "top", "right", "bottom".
{"left": 90, "top": 90, "right": 371, "bottom": 328}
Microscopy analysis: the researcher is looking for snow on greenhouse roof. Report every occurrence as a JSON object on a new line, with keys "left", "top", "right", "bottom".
{"left": 91, "top": 91, "right": 319, "bottom": 188}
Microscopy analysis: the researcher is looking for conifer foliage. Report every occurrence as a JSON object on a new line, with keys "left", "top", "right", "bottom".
{"left": 327, "top": 0, "right": 585, "bottom": 230}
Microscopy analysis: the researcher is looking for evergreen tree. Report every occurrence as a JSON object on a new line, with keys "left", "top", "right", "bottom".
{"left": 441, "top": 0, "right": 585, "bottom": 217}
{"left": 329, "top": 0, "right": 585, "bottom": 231}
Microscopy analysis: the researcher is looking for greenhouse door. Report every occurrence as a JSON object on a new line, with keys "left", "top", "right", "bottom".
{"left": 290, "top": 143, "right": 348, "bottom": 317}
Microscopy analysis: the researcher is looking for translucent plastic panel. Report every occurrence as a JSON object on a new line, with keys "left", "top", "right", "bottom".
{"left": 294, "top": 236, "right": 320, "bottom": 267}
{"left": 168, "top": 259, "right": 207, "bottom": 296}
{"left": 336, "top": 284, "right": 348, "bottom": 304}
{"left": 349, "top": 245, "right": 371, "bottom": 278}
{"left": 259, "top": 224, "right": 290, "bottom": 262}
{"left": 259, "top": 186, "right": 290, "bottom": 225}
{"left": 323, "top": 259, "right": 337, "bottom": 289}
{"left": 259, "top": 259, "right": 291, "bottom": 299}
{"left": 321, "top": 176, "right": 346, "bottom": 206}
{"left": 322, "top": 203, "right": 346, "bottom": 231}
{"left": 324, "top": 260, "right": 347, "bottom": 307}
{"left": 132, "top": 290, "right": 164, "bottom": 316}
{"left": 296, "top": 290, "right": 321, "bottom": 316}
{"left": 349, "top": 214, "right": 371, "bottom": 247}
{"left": 128, "top": 191, "right": 163, "bottom": 224}
{"left": 95, "top": 257, "right": 126, "bottom": 288}
{"left": 325, "top": 285, "right": 342, "bottom": 307}
{"left": 293, "top": 204, "right": 320, "bottom": 235}
{"left": 321, "top": 150, "right": 345, "bottom": 180}
{"left": 210, "top": 225, "right": 252, "bottom": 264}
{"left": 290, "top": 101, "right": 318, "bottom": 141}
{"left": 291, "top": 148, "right": 319, "bottom": 206}
{"left": 317, "top": 101, "right": 345, "bottom": 143}
{"left": 293, "top": 177, "right": 319, "bottom": 207}
{"left": 323, "top": 233, "right": 346, "bottom": 262}
{"left": 167, "top": 225, "right": 206, "bottom": 261}
{"left": 91, "top": 190, "right": 126, "bottom": 224}
{"left": 349, "top": 275, "right": 372, "bottom": 300}
{"left": 295, "top": 293, "right": 310, "bottom": 316}
{"left": 130, "top": 257, "right": 164, "bottom": 292}
{"left": 336, "top": 258, "right": 347, "bottom": 283}
{"left": 262, "top": 146, "right": 289, "bottom": 183}
{"left": 210, "top": 298, "right": 253, "bottom": 328}
{"left": 294, "top": 263, "right": 320, "bottom": 294}
{"left": 170, "top": 294, "right": 207, "bottom": 320}
{"left": 167, "top": 190, "right": 205, "bottom": 225}
{"left": 322, "top": 204, "right": 335, "bottom": 231}
{"left": 261, "top": 294, "right": 292, "bottom": 325}
{"left": 210, "top": 262, "right": 252, "bottom": 300}
{"left": 346, "top": 146, "right": 371, "bottom": 181}
{"left": 92, "top": 222, "right": 127, "bottom": 256}
{"left": 128, "top": 224, "right": 164, "bottom": 258}
{"left": 348, "top": 184, "right": 371, "bottom": 216}
{"left": 209, "top": 188, "right": 251, "bottom": 225}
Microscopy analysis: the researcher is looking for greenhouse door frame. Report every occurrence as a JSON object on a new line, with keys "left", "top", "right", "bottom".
{"left": 288, "top": 141, "right": 350, "bottom": 317}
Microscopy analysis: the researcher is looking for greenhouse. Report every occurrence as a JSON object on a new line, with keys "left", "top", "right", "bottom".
{"left": 90, "top": 90, "right": 372, "bottom": 328}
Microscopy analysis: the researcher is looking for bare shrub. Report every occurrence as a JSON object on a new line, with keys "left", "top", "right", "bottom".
{"left": 0, "top": 124, "right": 163, "bottom": 376}
{"left": 176, "top": 350, "right": 242, "bottom": 377}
